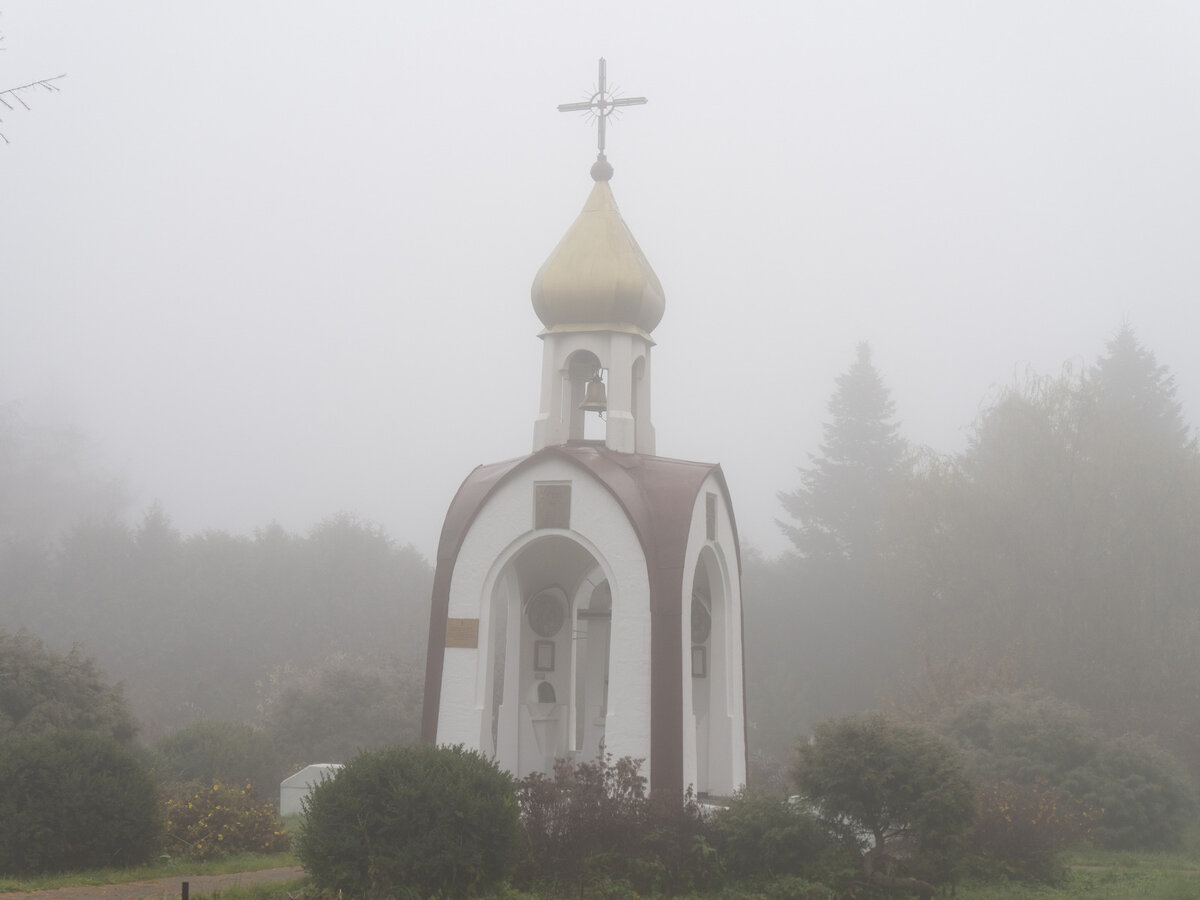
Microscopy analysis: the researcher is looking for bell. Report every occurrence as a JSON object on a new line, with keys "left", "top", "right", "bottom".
{"left": 579, "top": 376, "right": 607, "bottom": 414}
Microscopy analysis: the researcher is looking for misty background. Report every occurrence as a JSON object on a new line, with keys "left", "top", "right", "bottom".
{"left": 4, "top": 2, "right": 1200, "bottom": 791}
{"left": 4, "top": 2, "right": 1199, "bottom": 557}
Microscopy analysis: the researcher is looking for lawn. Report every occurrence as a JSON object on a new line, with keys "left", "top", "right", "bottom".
{"left": 4, "top": 845, "right": 1200, "bottom": 899}
{"left": 0, "top": 851, "right": 298, "bottom": 894}
{"left": 951, "top": 846, "right": 1200, "bottom": 900}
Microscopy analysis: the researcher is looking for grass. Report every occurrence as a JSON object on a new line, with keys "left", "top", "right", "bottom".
{"left": 0, "top": 814, "right": 305, "bottom": 895}
{"left": 957, "top": 870, "right": 1200, "bottom": 900}
{"left": 0, "top": 851, "right": 299, "bottom": 894}
{"left": 951, "top": 846, "right": 1200, "bottom": 900}
{"left": 5, "top": 840, "right": 1200, "bottom": 899}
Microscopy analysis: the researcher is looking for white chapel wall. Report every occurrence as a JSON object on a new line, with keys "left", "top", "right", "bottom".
{"left": 436, "top": 456, "right": 652, "bottom": 780}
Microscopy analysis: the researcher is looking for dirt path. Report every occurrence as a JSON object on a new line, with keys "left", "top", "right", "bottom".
{"left": 0, "top": 866, "right": 305, "bottom": 900}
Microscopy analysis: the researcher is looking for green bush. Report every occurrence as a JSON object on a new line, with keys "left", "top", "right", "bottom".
{"left": 710, "top": 789, "right": 836, "bottom": 883}
{"left": 968, "top": 779, "right": 1095, "bottom": 882}
{"left": 939, "top": 692, "right": 1196, "bottom": 850}
{"left": 793, "top": 714, "right": 976, "bottom": 895}
{"left": 296, "top": 743, "right": 519, "bottom": 899}
{"left": 516, "top": 754, "right": 716, "bottom": 897}
{"left": 937, "top": 691, "right": 1099, "bottom": 785}
{"left": 0, "top": 731, "right": 162, "bottom": 874}
{"left": 1067, "top": 734, "right": 1196, "bottom": 850}
{"left": 153, "top": 721, "right": 281, "bottom": 801}
{"left": 164, "top": 781, "right": 291, "bottom": 860}
{"left": 516, "top": 754, "right": 646, "bottom": 892}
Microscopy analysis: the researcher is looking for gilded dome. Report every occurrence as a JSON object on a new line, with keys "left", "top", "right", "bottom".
{"left": 531, "top": 162, "right": 665, "bottom": 334}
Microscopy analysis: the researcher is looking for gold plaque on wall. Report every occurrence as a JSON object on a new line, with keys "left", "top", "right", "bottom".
{"left": 445, "top": 617, "right": 479, "bottom": 648}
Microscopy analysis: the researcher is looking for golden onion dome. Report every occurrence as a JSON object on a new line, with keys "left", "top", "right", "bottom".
{"left": 531, "top": 157, "right": 665, "bottom": 335}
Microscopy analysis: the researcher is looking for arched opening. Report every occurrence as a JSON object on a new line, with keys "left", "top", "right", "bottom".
{"left": 564, "top": 350, "right": 606, "bottom": 442}
{"left": 690, "top": 546, "right": 729, "bottom": 796}
{"left": 572, "top": 574, "right": 611, "bottom": 760}
{"left": 485, "top": 535, "right": 611, "bottom": 778}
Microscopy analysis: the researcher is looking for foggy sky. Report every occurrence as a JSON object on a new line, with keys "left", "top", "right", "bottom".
{"left": 3, "top": 2, "right": 1199, "bottom": 559}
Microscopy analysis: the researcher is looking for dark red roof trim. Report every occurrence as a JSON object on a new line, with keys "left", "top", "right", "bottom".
{"left": 420, "top": 443, "right": 741, "bottom": 797}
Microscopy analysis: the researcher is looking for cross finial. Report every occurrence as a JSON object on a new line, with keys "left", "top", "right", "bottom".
{"left": 557, "top": 58, "right": 647, "bottom": 160}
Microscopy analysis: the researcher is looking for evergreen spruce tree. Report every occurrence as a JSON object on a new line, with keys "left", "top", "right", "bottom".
{"left": 778, "top": 343, "right": 908, "bottom": 564}
{"left": 766, "top": 345, "right": 911, "bottom": 743}
{"left": 1088, "top": 323, "right": 1191, "bottom": 451}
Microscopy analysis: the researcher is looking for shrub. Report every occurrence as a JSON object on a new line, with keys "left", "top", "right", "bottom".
{"left": 164, "top": 781, "right": 291, "bottom": 860}
{"left": 793, "top": 714, "right": 975, "bottom": 896}
{"left": 0, "top": 731, "right": 161, "bottom": 874}
{"left": 939, "top": 692, "right": 1197, "bottom": 851}
{"left": 969, "top": 780, "right": 1095, "bottom": 882}
{"left": 639, "top": 790, "right": 719, "bottom": 895}
{"left": 153, "top": 721, "right": 281, "bottom": 801}
{"left": 296, "top": 743, "right": 519, "bottom": 899}
{"left": 710, "top": 788, "right": 836, "bottom": 883}
{"left": 936, "top": 691, "right": 1099, "bottom": 785}
{"left": 517, "top": 754, "right": 646, "bottom": 891}
{"left": 516, "top": 754, "right": 714, "bottom": 897}
{"left": 1067, "top": 733, "right": 1196, "bottom": 850}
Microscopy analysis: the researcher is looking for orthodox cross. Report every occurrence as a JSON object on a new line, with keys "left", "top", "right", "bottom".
{"left": 557, "top": 58, "right": 647, "bottom": 155}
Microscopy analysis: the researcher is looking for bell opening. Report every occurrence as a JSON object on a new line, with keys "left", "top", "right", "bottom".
{"left": 580, "top": 374, "right": 607, "bottom": 418}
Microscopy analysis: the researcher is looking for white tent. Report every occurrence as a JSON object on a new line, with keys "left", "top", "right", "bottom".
{"left": 279, "top": 763, "right": 341, "bottom": 817}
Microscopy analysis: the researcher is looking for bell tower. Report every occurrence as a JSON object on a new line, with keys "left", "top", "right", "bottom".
{"left": 531, "top": 62, "right": 660, "bottom": 455}
{"left": 530, "top": 158, "right": 661, "bottom": 455}
{"left": 422, "top": 60, "right": 746, "bottom": 798}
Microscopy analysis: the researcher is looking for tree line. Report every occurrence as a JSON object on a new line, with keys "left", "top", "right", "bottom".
{"left": 3, "top": 322, "right": 1198, "bottom": 794}
{"left": 0, "top": 502, "right": 432, "bottom": 756}
{"left": 748, "top": 324, "right": 1200, "bottom": 788}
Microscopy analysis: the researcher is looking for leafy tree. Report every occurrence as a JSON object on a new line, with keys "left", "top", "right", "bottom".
{"left": 297, "top": 744, "right": 520, "bottom": 899}
{"left": 0, "top": 629, "right": 136, "bottom": 743}
{"left": 778, "top": 342, "right": 907, "bottom": 563}
{"left": 0, "top": 731, "right": 161, "bottom": 874}
{"left": 153, "top": 720, "right": 282, "bottom": 799}
{"left": 263, "top": 662, "right": 422, "bottom": 768}
{"left": 938, "top": 691, "right": 1196, "bottom": 851}
{"left": 793, "top": 714, "right": 975, "bottom": 898}
{"left": 898, "top": 327, "right": 1200, "bottom": 775}
{"left": 0, "top": 510, "right": 433, "bottom": 737}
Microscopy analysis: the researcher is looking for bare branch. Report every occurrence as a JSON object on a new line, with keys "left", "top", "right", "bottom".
{"left": 0, "top": 74, "right": 66, "bottom": 143}
{"left": 1, "top": 73, "right": 66, "bottom": 100}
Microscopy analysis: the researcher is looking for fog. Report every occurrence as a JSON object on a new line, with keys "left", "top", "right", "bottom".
{"left": 3, "top": 2, "right": 1199, "bottom": 558}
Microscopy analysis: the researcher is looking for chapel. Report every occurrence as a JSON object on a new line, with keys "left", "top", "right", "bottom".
{"left": 420, "top": 64, "right": 746, "bottom": 797}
